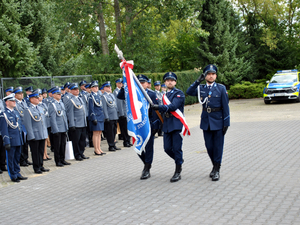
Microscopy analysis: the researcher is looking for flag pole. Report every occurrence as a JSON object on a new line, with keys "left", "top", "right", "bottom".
{"left": 114, "top": 44, "right": 153, "bottom": 105}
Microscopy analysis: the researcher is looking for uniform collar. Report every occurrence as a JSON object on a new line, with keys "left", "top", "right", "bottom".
{"left": 5, "top": 107, "right": 13, "bottom": 112}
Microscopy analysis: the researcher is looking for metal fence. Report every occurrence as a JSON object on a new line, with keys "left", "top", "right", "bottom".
{"left": 0, "top": 75, "right": 92, "bottom": 98}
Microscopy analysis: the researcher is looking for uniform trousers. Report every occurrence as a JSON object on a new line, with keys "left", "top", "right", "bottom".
{"left": 29, "top": 139, "right": 45, "bottom": 172}
{"left": 53, "top": 132, "right": 67, "bottom": 164}
{"left": 6, "top": 146, "right": 21, "bottom": 180}
{"left": 0, "top": 136, "right": 6, "bottom": 169}
{"left": 69, "top": 127, "right": 86, "bottom": 159}
{"left": 47, "top": 127, "right": 54, "bottom": 151}
{"left": 203, "top": 129, "right": 224, "bottom": 164}
{"left": 20, "top": 132, "right": 29, "bottom": 164}
{"left": 104, "top": 120, "right": 117, "bottom": 147}
{"left": 163, "top": 130, "right": 183, "bottom": 165}
{"left": 139, "top": 129, "right": 157, "bottom": 164}
{"left": 118, "top": 116, "right": 130, "bottom": 145}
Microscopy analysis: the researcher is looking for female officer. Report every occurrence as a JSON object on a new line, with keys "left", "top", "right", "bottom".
{"left": 88, "top": 81, "right": 106, "bottom": 155}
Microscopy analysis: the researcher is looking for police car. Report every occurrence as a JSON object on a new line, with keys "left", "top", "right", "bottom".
{"left": 263, "top": 69, "right": 300, "bottom": 104}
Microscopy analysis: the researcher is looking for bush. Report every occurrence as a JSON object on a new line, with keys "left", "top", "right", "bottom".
{"left": 228, "top": 81, "right": 265, "bottom": 99}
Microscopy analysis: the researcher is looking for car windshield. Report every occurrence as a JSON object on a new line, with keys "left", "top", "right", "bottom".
{"left": 270, "top": 74, "right": 298, "bottom": 83}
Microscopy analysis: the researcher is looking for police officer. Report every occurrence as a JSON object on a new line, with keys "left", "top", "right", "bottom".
{"left": 186, "top": 64, "right": 230, "bottom": 181}
{"left": 79, "top": 80, "right": 87, "bottom": 93}
{"left": 88, "top": 81, "right": 105, "bottom": 155}
{"left": 48, "top": 87, "right": 70, "bottom": 167}
{"left": 147, "top": 78, "right": 152, "bottom": 89}
{"left": 161, "top": 84, "right": 167, "bottom": 94}
{"left": 24, "top": 86, "right": 33, "bottom": 105}
{"left": 5, "top": 87, "right": 14, "bottom": 96}
{"left": 65, "top": 83, "right": 89, "bottom": 161}
{"left": 80, "top": 81, "right": 92, "bottom": 147}
{"left": 0, "top": 97, "right": 6, "bottom": 173}
{"left": 154, "top": 81, "right": 163, "bottom": 137}
{"left": 113, "top": 78, "right": 131, "bottom": 147}
{"left": 42, "top": 88, "right": 48, "bottom": 100}
{"left": 101, "top": 81, "right": 120, "bottom": 151}
{"left": 23, "top": 90, "right": 49, "bottom": 174}
{"left": 62, "top": 82, "right": 71, "bottom": 105}
{"left": 0, "top": 94, "right": 27, "bottom": 182}
{"left": 14, "top": 87, "right": 32, "bottom": 167}
{"left": 38, "top": 89, "right": 52, "bottom": 161}
{"left": 117, "top": 74, "right": 160, "bottom": 179}
{"left": 152, "top": 72, "right": 186, "bottom": 182}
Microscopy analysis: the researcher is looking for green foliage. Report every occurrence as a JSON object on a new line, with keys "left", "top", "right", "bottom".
{"left": 227, "top": 81, "right": 265, "bottom": 99}
{"left": 0, "top": 0, "right": 36, "bottom": 77}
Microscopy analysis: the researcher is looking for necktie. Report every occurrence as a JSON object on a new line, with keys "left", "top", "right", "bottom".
{"left": 208, "top": 85, "right": 211, "bottom": 90}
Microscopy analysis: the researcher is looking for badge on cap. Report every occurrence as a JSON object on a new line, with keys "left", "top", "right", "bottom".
{"left": 169, "top": 72, "right": 172, "bottom": 76}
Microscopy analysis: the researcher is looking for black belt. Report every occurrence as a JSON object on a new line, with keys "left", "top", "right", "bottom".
{"left": 165, "top": 112, "right": 173, "bottom": 118}
{"left": 203, "top": 107, "right": 222, "bottom": 113}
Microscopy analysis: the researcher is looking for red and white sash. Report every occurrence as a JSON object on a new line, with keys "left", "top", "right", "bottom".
{"left": 162, "top": 94, "right": 190, "bottom": 138}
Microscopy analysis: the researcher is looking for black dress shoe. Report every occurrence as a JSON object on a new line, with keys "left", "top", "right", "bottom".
{"left": 11, "top": 178, "right": 20, "bottom": 182}
{"left": 43, "top": 158, "right": 48, "bottom": 161}
{"left": 101, "top": 152, "right": 106, "bottom": 155}
{"left": 113, "top": 146, "right": 121, "bottom": 150}
{"left": 109, "top": 146, "right": 116, "bottom": 151}
{"left": 26, "top": 161, "right": 33, "bottom": 165}
{"left": 56, "top": 162, "right": 64, "bottom": 167}
{"left": 0, "top": 169, "right": 2, "bottom": 174}
{"left": 41, "top": 168, "right": 50, "bottom": 172}
{"left": 46, "top": 157, "right": 52, "bottom": 160}
{"left": 20, "top": 162, "right": 28, "bottom": 167}
{"left": 94, "top": 151, "right": 102, "bottom": 156}
{"left": 129, "top": 143, "right": 133, "bottom": 146}
{"left": 82, "top": 155, "right": 89, "bottom": 159}
{"left": 17, "top": 175, "right": 28, "bottom": 180}
{"left": 35, "top": 170, "right": 43, "bottom": 174}
{"left": 123, "top": 143, "right": 131, "bottom": 147}
{"left": 62, "top": 161, "right": 71, "bottom": 165}
{"left": 76, "top": 157, "right": 83, "bottom": 161}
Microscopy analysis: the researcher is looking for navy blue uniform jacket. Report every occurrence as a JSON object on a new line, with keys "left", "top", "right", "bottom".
{"left": 186, "top": 81, "right": 230, "bottom": 130}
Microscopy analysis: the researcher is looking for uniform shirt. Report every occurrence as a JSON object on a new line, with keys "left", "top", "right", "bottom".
{"left": 23, "top": 103, "right": 48, "bottom": 141}
{"left": 65, "top": 94, "right": 87, "bottom": 128}
{"left": 80, "top": 91, "right": 90, "bottom": 114}
{"left": 15, "top": 99, "right": 28, "bottom": 134}
{"left": 0, "top": 108, "right": 23, "bottom": 146}
{"left": 158, "top": 88, "right": 185, "bottom": 133}
{"left": 186, "top": 81, "right": 230, "bottom": 130}
{"left": 38, "top": 102, "right": 50, "bottom": 128}
{"left": 48, "top": 100, "right": 68, "bottom": 133}
{"left": 101, "top": 92, "right": 119, "bottom": 120}
{"left": 88, "top": 92, "right": 104, "bottom": 122}
{"left": 113, "top": 87, "right": 126, "bottom": 117}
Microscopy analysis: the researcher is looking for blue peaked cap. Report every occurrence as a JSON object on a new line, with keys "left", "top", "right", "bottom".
{"left": 29, "top": 89, "right": 40, "bottom": 98}
{"left": 203, "top": 64, "right": 217, "bottom": 74}
{"left": 163, "top": 72, "right": 177, "bottom": 81}
{"left": 154, "top": 81, "right": 161, "bottom": 86}
{"left": 5, "top": 87, "right": 14, "bottom": 92}
{"left": 13, "top": 87, "right": 23, "bottom": 94}
{"left": 137, "top": 74, "right": 149, "bottom": 82}
{"left": 25, "top": 86, "right": 33, "bottom": 92}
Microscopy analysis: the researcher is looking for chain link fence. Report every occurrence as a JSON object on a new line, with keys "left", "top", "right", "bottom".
{"left": 0, "top": 75, "right": 92, "bottom": 98}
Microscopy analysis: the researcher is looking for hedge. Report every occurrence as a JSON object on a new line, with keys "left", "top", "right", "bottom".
{"left": 93, "top": 72, "right": 266, "bottom": 104}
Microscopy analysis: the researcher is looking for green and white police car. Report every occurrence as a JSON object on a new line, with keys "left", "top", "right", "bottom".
{"left": 263, "top": 69, "right": 300, "bottom": 104}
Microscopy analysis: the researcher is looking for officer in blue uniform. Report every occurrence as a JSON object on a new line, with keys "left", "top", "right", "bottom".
{"left": 88, "top": 81, "right": 105, "bottom": 155}
{"left": 48, "top": 87, "right": 70, "bottom": 167}
{"left": 154, "top": 81, "right": 164, "bottom": 137}
{"left": 4, "top": 87, "right": 14, "bottom": 96}
{"left": 0, "top": 94, "right": 27, "bottom": 182}
{"left": 23, "top": 89, "right": 49, "bottom": 174}
{"left": 101, "top": 81, "right": 120, "bottom": 151}
{"left": 151, "top": 72, "right": 185, "bottom": 182}
{"left": 117, "top": 74, "right": 160, "bottom": 179}
{"left": 42, "top": 88, "right": 48, "bottom": 100}
{"left": 113, "top": 78, "right": 131, "bottom": 147}
{"left": 24, "top": 86, "right": 33, "bottom": 105}
{"left": 13, "top": 87, "right": 32, "bottom": 167}
{"left": 65, "top": 83, "right": 89, "bottom": 161}
{"left": 0, "top": 97, "right": 6, "bottom": 173}
{"left": 186, "top": 64, "right": 230, "bottom": 181}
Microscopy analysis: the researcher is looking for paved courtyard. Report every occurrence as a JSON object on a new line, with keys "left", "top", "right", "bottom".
{"left": 0, "top": 98, "right": 300, "bottom": 224}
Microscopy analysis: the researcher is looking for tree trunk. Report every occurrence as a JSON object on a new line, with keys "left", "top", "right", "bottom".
{"left": 114, "top": 0, "right": 122, "bottom": 43}
{"left": 96, "top": 2, "right": 109, "bottom": 55}
{"left": 125, "top": 4, "right": 133, "bottom": 37}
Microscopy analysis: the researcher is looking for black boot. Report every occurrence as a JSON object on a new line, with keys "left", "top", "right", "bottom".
{"left": 212, "top": 163, "right": 220, "bottom": 181}
{"left": 209, "top": 162, "right": 216, "bottom": 178}
{"left": 140, "top": 163, "right": 151, "bottom": 180}
{"left": 170, "top": 164, "right": 182, "bottom": 182}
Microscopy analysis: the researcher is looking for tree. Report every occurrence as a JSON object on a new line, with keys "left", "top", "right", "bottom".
{"left": 197, "top": 0, "right": 253, "bottom": 86}
{"left": 0, "top": 0, "right": 36, "bottom": 77}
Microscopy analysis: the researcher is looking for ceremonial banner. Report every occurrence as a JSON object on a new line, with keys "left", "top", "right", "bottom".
{"left": 120, "top": 60, "right": 151, "bottom": 155}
